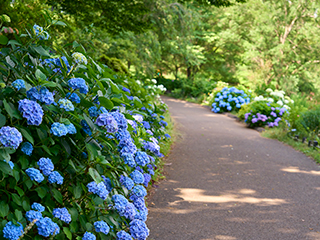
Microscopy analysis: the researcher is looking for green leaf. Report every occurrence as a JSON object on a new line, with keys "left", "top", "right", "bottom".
{"left": 12, "top": 194, "right": 21, "bottom": 206}
{"left": 133, "top": 97, "right": 143, "bottom": 108}
{"left": 35, "top": 186, "right": 47, "bottom": 198}
{"left": 61, "top": 140, "right": 71, "bottom": 157}
{"left": 99, "top": 97, "right": 114, "bottom": 110}
{"left": 33, "top": 46, "right": 51, "bottom": 57}
{"left": 110, "top": 82, "right": 120, "bottom": 94}
{"left": 0, "top": 114, "right": 6, "bottom": 127}
{"left": 53, "top": 20, "right": 67, "bottom": 26}
{"left": 22, "top": 200, "right": 30, "bottom": 211}
{"left": 63, "top": 227, "right": 72, "bottom": 239}
{"left": 0, "top": 160, "right": 12, "bottom": 174}
{"left": 14, "top": 209, "right": 23, "bottom": 222}
{"left": 41, "top": 145, "right": 52, "bottom": 156}
{"left": 73, "top": 184, "right": 82, "bottom": 199}
{"left": 3, "top": 99, "right": 13, "bottom": 118}
{"left": 88, "top": 168, "right": 102, "bottom": 183}
{"left": 19, "top": 128, "right": 34, "bottom": 145}
{"left": 61, "top": 118, "right": 71, "bottom": 125}
{"left": 1, "top": 14, "right": 11, "bottom": 22}
{"left": 52, "top": 189, "right": 63, "bottom": 204}
{"left": 7, "top": 40, "right": 21, "bottom": 47}
{"left": 83, "top": 113, "right": 95, "bottom": 131}
{"left": 35, "top": 69, "right": 47, "bottom": 81}
{"left": 0, "top": 202, "right": 9, "bottom": 218}
{"left": 0, "top": 35, "right": 8, "bottom": 45}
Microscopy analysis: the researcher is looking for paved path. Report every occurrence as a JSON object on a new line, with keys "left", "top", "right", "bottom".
{"left": 147, "top": 97, "right": 320, "bottom": 240}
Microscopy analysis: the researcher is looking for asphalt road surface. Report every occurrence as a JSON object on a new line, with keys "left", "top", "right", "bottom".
{"left": 147, "top": 97, "right": 320, "bottom": 240}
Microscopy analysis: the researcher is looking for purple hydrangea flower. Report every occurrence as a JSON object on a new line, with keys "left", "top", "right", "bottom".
{"left": 110, "top": 112, "right": 127, "bottom": 130}
{"left": 143, "top": 173, "right": 151, "bottom": 187}
{"left": 96, "top": 113, "right": 118, "bottom": 133}
{"left": 122, "top": 87, "right": 130, "bottom": 93}
{"left": 18, "top": 99, "right": 44, "bottom": 126}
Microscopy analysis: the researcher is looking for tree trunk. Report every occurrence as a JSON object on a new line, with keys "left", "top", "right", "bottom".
{"left": 187, "top": 67, "right": 191, "bottom": 79}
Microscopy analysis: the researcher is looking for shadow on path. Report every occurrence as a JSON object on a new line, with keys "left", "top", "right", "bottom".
{"left": 147, "top": 97, "right": 320, "bottom": 240}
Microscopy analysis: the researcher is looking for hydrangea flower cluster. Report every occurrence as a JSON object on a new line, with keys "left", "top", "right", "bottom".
{"left": 134, "top": 151, "right": 150, "bottom": 166}
{"left": 53, "top": 208, "right": 71, "bottom": 223}
{"left": 32, "top": 202, "right": 45, "bottom": 212}
{"left": 36, "top": 217, "right": 60, "bottom": 237}
{"left": 58, "top": 99, "right": 74, "bottom": 111}
{"left": 116, "top": 230, "right": 133, "bottom": 240}
{"left": 68, "top": 78, "right": 88, "bottom": 94}
{"left": 37, "top": 157, "right": 54, "bottom": 176}
{"left": 27, "top": 86, "right": 55, "bottom": 105}
{"left": 50, "top": 122, "right": 69, "bottom": 137}
{"left": 72, "top": 52, "right": 88, "bottom": 65}
{"left": 18, "top": 99, "right": 44, "bottom": 126}
{"left": 33, "top": 24, "right": 49, "bottom": 40}
{"left": 120, "top": 175, "right": 135, "bottom": 190}
{"left": 129, "top": 219, "right": 149, "bottom": 240}
{"left": 130, "top": 170, "right": 144, "bottom": 184}
{"left": 21, "top": 142, "right": 33, "bottom": 156}
{"left": 211, "top": 87, "right": 251, "bottom": 113}
{"left": 66, "top": 92, "right": 81, "bottom": 103}
{"left": 87, "top": 181, "right": 109, "bottom": 200}
{"left": 96, "top": 113, "right": 118, "bottom": 133}
{"left": 12, "top": 79, "right": 25, "bottom": 90}
{"left": 3, "top": 221, "right": 24, "bottom": 240}
{"left": 48, "top": 171, "right": 64, "bottom": 184}
{"left": 94, "top": 221, "right": 110, "bottom": 235}
{"left": 26, "top": 210, "right": 43, "bottom": 222}
{"left": 83, "top": 232, "right": 96, "bottom": 240}
{"left": 25, "top": 168, "right": 44, "bottom": 183}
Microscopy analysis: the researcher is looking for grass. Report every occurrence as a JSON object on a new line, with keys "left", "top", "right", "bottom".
{"left": 261, "top": 126, "right": 320, "bottom": 164}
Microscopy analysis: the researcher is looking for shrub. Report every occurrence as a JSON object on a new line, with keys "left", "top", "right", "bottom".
{"left": 299, "top": 107, "right": 320, "bottom": 133}
{"left": 99, "top": 55, "right": 129, "bottom": 75}
{"left": 0, "top": 23, "right": 170, "bottom": 240}
{"left": 239, "top": 101, "right": 287, "bottom": 128}
{"left": 211, "top": 86, "right": 251, "bottom": 113}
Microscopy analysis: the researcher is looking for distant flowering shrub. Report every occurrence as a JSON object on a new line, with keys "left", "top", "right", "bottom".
{"left": 0, "top": 23, "right": 170, "bottom": 240}
{"left": 211, "top": 86, "right": 251, "bottom": 113}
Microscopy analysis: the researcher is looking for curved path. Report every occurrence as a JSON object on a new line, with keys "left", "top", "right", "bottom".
{"left": 147, "top": 97, "right": 320, "bottom": 240}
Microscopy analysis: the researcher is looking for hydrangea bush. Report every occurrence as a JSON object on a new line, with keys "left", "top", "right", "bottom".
{"left": 211, "top": 86, "right": 251, "bottom": 113}
{"left": 0, "top": 23, "right": 170, "bottom": 240}
{"left": 238, "top": 101, "right": 287, "bottom": 128}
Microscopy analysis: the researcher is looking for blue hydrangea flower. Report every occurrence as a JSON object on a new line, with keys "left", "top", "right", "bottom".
{"left": 54, "top": 56, "right": 70, "bottom": 72}
{"left": 32, "top": 203, "right": 45, "bottom": 212}
{"left": 143, "top": 173, "right": 151, "bottom": 187}
{"left": 122, "top": 87, "right": 130, "bottom": 93}
{"left": 102, "top": 176, "right": 113, "bottom": 192}
{"left": 58, "top": 99, "right": 74, "bottom": 111}
{"left": 66, "top": 123, "right": 77, "bottom": 134}
{"left": 129, "top": 219, "right": 149, "bottom": 240}
{"left": 18, "top": 99, "right": 44, "bottom": 126}
{"left": 66, "top": 92, "right": 81, "bottom": 103}
{"left": 134, "top": 151, "right": 150, "bottom": 166}
{"left": 94, "top": 221, "right": 110, "bottom": 235}
{"left": 0, "top": 126, "right": 23, "bottom": 149}
{"left": 112, "top": 194, "right": 129, "bottom": 214}
{"left": 26, "top": 168, "right": 44, "bottom": 183}
{"left": 51, "top": 123, "right": 68, "bottom": 137}
{"left": 133, "top": 114, "right": 143, "bottom": 123}
{"left": 131, "top": 185, "right": 147, "bottom": 198}
{"left": 159, "top": 120, "right": 168, "bottom": 127}
{"left": 121, "top": 153, "right": 136, "bottom": 168}
{"left": 68, "top": 78, "right": 88, "bottom": 94}
{"left": 83, "top": 232, "right": 96, "bottom": 240}
{"left": 37, "top": 157, "right": 54, "bottom": 176}
{"left": 110, "top": 112, "right": 128, "bottom": 130}
{"left": 134, "top": 207, "right": 148, "bottom": 222}
{"left": 81, "top": 120, "right": 92, "bottom": 136}
{"left": 142, "top": 121, "right": 150, "bottom": 129}
{"left": 36, "top": 217, "right": 60, "bottom": 237}
{"left": 52, "top": 208, "right": 71, "bottom": 224}
{"left": 39, "top": 87, "right": 54, "bottom": 105}
{"left": 3, "top": 221, "right": 24, "bottom": 240}
{"left": 26, "top": 210, "right": 43, "bottom": 222}
{"left": 12, "top": 79, "right": 25, "bottom": 90}
{"left": 33, "top": 24, "right": 49, "bottom": 40}
{"left": 164, "top": 133, "right": 171, "bottom": 138}
{"left": 120, "top": 176, "right": 134, "bottom": 190}
{"left": 96, "top": 113, "right": 118, "bottom": 133}
{"left": 116, "top": 230, "right": 133, "bottom": 240}
{"left": 21, "top": 142, "right": 33, "bottom": 156}
{"left": 133, "top": 198, "right": 146, "bottom": 211}
{"left": 87, "top": 181, "right": 109, "bottom": 200}
{"left": 130, "top": 170, "right": 144, "bottom": 184}
{"left": 122, "top": 202, "right": 137, "bottom": 220}
{"left": 89, "top": 106, "right": 99, "bottom": 117}
{"left": 27, "top": 87, "right": 40, "bottom": 101}
{"left": 72, "top": 52, "right": 88, "bottom": 65}
{"left": 48, "top": 171, "right": 63, "bottom": 184}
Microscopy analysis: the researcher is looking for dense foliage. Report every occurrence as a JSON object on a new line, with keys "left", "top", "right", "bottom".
{"left": 0, "top": 22, "right": 170, "bottom": 240}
